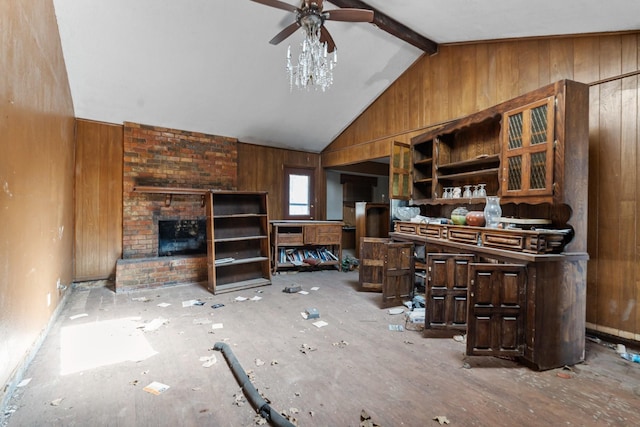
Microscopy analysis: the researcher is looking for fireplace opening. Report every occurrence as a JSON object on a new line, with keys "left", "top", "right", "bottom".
{"left": 158, "top": 219, "right": 207, "bottom": 257}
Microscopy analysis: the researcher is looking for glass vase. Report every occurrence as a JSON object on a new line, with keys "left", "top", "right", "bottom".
{"left": 483, "top": 196, "right": 502, "bottom": 228}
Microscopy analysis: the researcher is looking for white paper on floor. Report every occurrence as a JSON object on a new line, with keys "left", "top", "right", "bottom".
{"left": 60, "top": 317, "right": 158, "bottom": 375}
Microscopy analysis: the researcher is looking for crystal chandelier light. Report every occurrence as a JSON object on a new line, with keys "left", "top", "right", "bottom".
{"left": 286, "top": 22, "right": 337, "bottom": 92}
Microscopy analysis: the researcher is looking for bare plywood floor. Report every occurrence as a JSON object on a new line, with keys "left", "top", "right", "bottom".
{"left": 4, "top": 270, "right": 640, "bottom": 426}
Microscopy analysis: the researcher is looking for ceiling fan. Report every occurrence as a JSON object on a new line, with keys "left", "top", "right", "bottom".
{"left": 250, "top": 0, "right": 374, "bottom": 52}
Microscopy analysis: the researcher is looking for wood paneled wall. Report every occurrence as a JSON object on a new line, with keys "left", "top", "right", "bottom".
{"left": 74, "top": 120, "right": 123, "bottom": 280}
{"left": 1, "top": 0, "right": 76, "bottom": 403}
{"left": 237, "top": 143, "right": 323, "bottom": 221}
{"left": 324, "top": 33, "right": 640, "bottom": 341}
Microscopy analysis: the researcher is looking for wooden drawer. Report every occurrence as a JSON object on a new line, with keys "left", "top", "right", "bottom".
{"left": 314, "top": 225, "right": 342, "bottom": 245}
{"left": 277, "top": 233, "right": 304, "bottom": 245}
{"left": 418, "top": 224, "right": 442, "bottom": 238}
{"left": 395, "top": 221, "right": 418, "bottom": 235}
{"left": 482, "top": 231, "right": 524, "bottom": 251}
{"left": 448, "top": 227, "right": 480, "bottom": 244}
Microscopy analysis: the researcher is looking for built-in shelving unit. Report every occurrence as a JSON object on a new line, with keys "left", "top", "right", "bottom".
{"left": 271, "top": 221, "right": 343, "bottom": 273}
{"left": 133, "top": 186, "right": 271, "bottom": 294}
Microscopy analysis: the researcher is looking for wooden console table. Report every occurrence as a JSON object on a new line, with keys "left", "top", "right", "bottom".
{"left": 270, "top": 221, "right": 343, "bottom": 273}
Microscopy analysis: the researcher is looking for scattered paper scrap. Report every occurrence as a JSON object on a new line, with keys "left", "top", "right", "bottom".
{"left": 200, "top": 355, "right": 217, "bottom": 367}
{"left": 388, "top": 324, "right": 404, "bottom": 332}
{"left": 214, "top": 257, "right": 235, "bottom": 265}
{"left": 157, "top": 302, "right": 171, "bottom": 308}
{"left": 17, "top": 378, "right": 32, "bottom": 387}
{"left": 69, "top": 313, "right": 88, "bottom": 320}
{"left": 271, "top": 360, "right": 279, "bottom": 365}
{"left": 433, "top": 415, "right": 450, "bottom": 425}
{"left": 250, "top": 296, "right": 262, "bottom": 301}
{"left": 143, "top": 381, "right": 170, "bottom": 395}
{"left": 255, "top": 358, "right": 265, "bottom": 366}
{"left": 132, "top": 297, "right": 151, "bottom": 302}
{"left": 453, "top": 334, "right": 466, "bottom": 343}
{"left": 182, "top": 299, "right": 204, "bottom": 307}
{"left": 312, "top": 320, "right": 328, "bottom": 328}
{"left": 235, "top": 296, "right": 248, "bottom": 302}
{"left": 141, "top": 317, "right": 168, "bottom": 332}
{"left": 298, "top": 291, "right": 309, "bottom": 295}
{"left": 310, "top": 287, "right": 320, "bottom": 291}
{"left": 50, "top": 398, "right": 63, "bottom": 406}
{"left": 211, "top": 323, "right": 224, "bottom": 330}
{"left": 388, "top": 307, "right": 404, "bottom": 315}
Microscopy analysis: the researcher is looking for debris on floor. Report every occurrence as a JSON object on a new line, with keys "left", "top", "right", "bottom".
{"left": 312, "top": 320, "right": 328, "bottom": 328}
{"left": 157, "top": 302, "right": 171, "bottom": 308}
{"left": 131, "top": 297, "right": 151, "bottom": 302}
{"left": 301, "top": 308, "right": 320, "bottom": 319}
{"left": 299, "top": 344, "right": 316, "bottom": 354}
{"left": 255, "top": 358, "right": 265, "bottom": 366}
{"left": 283, "top": 285, "right": 302, "bottom": 293}
{"left": 332, "top": 340, "right": 349, "bottom": 348}
{"left": 50, "top": 398, "right": 63, "bottom": 406}
{"left": 233, "top": 392, "right": 246, "bottom": 406}
{"left": 211, "top": 303, "right": 224, "bottom": 309}
{"left": 211, "top": 323, "right": 224, "bottom": 330}
{"left": 200, "top": 355, "right": 217, "bottom": 367}
{"left": 433, "top": 415, "right": 450, "bottom": 425}
{"left": 182, "top": 299, "right": 204, "bottom": 307}
{"left": 234, "top": 296, "right": 248, "bottom": 301}
{"left": 453, "top": 334, "right": 466, "bottom": 343}
{"left": 69, "top": 313, "right": 88, "bottom": 320}
{"left": 143, "top": 381, "right": 170, "bottom": 395}
{"left": 140, "top": 317, "right": 169, "bottom": 332}
{"left": 388, "top": 307, "right": 404, "bottom": 315}
{"left": 360, "top": 409, "right": 381, "bottom": 427}
{"left": 388, "top": 324, "right": 404, "bottom": 332}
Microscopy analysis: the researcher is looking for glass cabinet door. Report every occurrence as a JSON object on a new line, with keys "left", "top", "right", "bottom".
{"left": 501, "top": 97, "right": 555, "bottom": 197}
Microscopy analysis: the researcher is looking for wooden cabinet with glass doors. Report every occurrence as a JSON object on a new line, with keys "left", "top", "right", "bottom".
{"left": 395, "top": 80, "right": 590, "bottom": 370}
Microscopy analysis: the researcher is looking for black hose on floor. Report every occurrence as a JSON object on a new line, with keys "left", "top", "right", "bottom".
{"left": 213, "top": 342, "right": 295, "bottom": 427}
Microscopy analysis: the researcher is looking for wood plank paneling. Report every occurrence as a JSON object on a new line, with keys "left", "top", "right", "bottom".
{"left": 237, "top": 143, "right": 322, "bottom": 221}
{"left": 74, "top": 119, "right": 123, "bottom": 281}
{"left": 323, "top": 32, "right": 640, "bottom": 341}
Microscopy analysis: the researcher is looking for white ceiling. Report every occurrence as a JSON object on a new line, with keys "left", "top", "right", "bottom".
{"left": 53, "top": 0, "right": 640, "bottom": 153}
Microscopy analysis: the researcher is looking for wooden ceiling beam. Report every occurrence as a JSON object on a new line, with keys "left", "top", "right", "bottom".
{"left": 328, "top": 0, "right": 438, "bottom": 55}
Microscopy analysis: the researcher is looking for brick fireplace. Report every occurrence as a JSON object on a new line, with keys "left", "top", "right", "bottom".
{"left": 115, "top": 122, "right": 238, "bottom": 292}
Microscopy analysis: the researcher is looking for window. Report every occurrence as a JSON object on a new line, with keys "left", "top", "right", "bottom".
{"left": 284, "top": 167, "right": 315, "bottom": 220}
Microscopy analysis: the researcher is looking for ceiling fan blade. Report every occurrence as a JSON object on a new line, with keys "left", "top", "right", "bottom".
{"left": 323, "top": 8, "right": 374, "bottom": 23}
{"left": 250, "top": 0, "right": 298, "bottom": 13}
{"left": 269, "top": 22, "right": 300, "bottom": 45}
{"left": 320, "top": 26, "right": 337, "bottom": 53}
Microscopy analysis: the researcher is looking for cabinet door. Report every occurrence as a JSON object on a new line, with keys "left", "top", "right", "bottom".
{"left": 313, "top": 224, "right": 341, "bottom": 245}
{"left": 381, "top": 242, "right": 414, "bottom": 308}
{"left": 358, "top": 237, "right": 389, "bottom": 292}
{"left": 466, "top": 264, "right": 526, "bottom": 357}
{"left": 303, "top": 225, "right": 318, "bottom": 244}
{"left": 390, "top": 141, "right": 412, "bottom": 200}
{"left": 426, "top": 253, "right": 475, "bottom": 330}
{"left": 501, "top": 97, "right": 555, "bottom": 197}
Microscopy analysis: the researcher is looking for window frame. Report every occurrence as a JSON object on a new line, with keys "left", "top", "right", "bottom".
{"left": 283, "top": 166, "right": 316, "bottom": 220}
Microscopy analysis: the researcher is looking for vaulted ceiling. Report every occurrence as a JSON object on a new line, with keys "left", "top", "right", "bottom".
{"left": 53, "top": 0, "right": 640, "bottom": 152}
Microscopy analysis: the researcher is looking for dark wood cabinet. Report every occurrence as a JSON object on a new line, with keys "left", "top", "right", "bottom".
{"left": 391, "top": 79, "right": 589, "bottom": 370}
{"left": 466, "top": 263, "right": 527, "bottom": 358}
{"left": 355, "top": 202, "right": 390, "bottom": 258}
{"left": 358, "top": 237, "right": 414, "bottom": 308}
{"left": 426, "top": 253, "right": 475, "bottom": 330}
